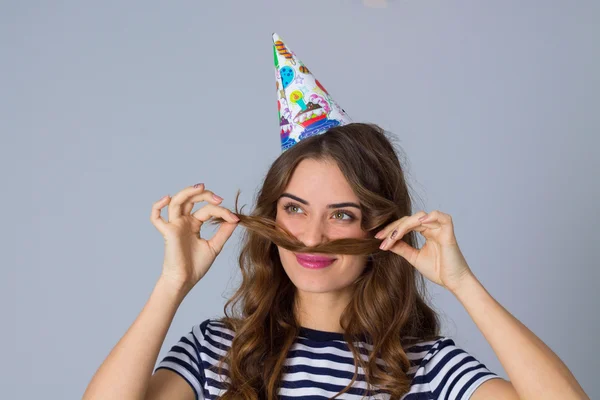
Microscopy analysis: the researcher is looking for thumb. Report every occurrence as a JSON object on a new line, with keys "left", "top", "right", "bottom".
{"left": 207, "top": 222, "right": 238, "bottom": 255}
{"left": 389, "top": 240, "right": 419, "bottom": 266}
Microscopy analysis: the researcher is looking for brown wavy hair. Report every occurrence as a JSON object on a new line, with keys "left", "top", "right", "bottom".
{"left": 208, "top": 122, "right": 443, "bottom": 399}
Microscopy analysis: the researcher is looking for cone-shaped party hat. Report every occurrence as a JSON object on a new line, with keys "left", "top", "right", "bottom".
{"left": 273, "top": 33, "right": 352, "bottom": 152}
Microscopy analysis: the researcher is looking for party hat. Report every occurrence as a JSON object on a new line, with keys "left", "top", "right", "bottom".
{"left": 272, "top": 33, "right": 352, "bottom": 152}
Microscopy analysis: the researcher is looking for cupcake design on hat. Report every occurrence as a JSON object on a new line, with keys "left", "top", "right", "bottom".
{"left": 290, "top": 91, "right": 340, "bottom": 141}
{"left": 272, "top": 32, "right": 352, "bottom": 152}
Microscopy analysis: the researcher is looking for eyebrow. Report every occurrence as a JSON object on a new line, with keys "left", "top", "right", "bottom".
{"left": 279, "top": 193, "right": 362, "bottom": 210}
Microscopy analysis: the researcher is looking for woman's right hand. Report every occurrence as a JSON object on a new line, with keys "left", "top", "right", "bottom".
{"left": 150, "top": 183, "right": 240, "bottom": 294}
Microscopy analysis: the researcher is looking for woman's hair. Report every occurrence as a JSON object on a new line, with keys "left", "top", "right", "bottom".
{"left": 208, "top": 122, "right": 443, "bottom": 399}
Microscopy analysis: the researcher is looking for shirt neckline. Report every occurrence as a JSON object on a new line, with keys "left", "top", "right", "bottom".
{"left": 298, "top": 326, "right": 374, "bottom": 343}
{"left": 298, "top": 326, "right": 346, "bottom": 342}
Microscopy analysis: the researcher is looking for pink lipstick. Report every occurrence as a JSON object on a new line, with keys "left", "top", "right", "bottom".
{"left": 295, "top": 253, "right": 337, "bottom": 269}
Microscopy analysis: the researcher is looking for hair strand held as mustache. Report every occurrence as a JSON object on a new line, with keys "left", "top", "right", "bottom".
{"left": 207, "top": 192, "right": 389, "bottom": 259}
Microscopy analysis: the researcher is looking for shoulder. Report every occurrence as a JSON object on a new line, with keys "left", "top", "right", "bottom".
{"left": 201, "top": 318, "right": 236, "bottom": 348}
{"left": 405, "top": 336, "right": 479, "bottom": 369}
{"left": 155, "top": 317, "right": 232, "bottom": 370}
{"left": 405, "top": 336, "right": 503, "bottom": 399}
{"left": 174, "top": 317, "right": 236, "bottom": 343}
{"left": 153, "top": 317, "right": 235, "bottom": 399}
{"left": 203, "top": 318, "right": 235, "bottom": 337}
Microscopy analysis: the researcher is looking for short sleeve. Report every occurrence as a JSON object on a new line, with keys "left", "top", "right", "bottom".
{"left": 421, "top": 337, "right": 503, "bottom": 400}
{"left": 154, "top": 320, "right": 210, "bottom": 400}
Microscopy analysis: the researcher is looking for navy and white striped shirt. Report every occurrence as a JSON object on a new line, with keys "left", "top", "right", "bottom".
{"left": 155, "top": 318, "right": 501, "bottom": 399}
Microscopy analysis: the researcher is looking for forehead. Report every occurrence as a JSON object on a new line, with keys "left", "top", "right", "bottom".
{"left": 282, "top": 158, "right": 358, "bottom": 203}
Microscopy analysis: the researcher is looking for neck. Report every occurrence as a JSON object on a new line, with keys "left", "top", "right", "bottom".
{"left": 294, "top": 288, "right": 352, "bottom": 333}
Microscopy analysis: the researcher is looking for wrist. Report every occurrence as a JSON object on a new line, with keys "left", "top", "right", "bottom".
{"left": 449, "top": 272, "right": 480, "bottom": 297}
{"left": 155, "top": 275, "right": 192, "bottom": 303}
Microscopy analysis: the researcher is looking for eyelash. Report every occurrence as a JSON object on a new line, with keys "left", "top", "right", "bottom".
{"left": 282, "top": 202, "right": 357, "bottom": 221}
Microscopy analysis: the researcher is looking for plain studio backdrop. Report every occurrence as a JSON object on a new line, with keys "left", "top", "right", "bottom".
{"left": 2, "top": 1, "right": 598, "bottom": 398}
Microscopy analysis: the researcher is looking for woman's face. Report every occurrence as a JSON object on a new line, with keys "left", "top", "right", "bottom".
{"left": 275, "top": 158, "right": 369, "bottom": 293}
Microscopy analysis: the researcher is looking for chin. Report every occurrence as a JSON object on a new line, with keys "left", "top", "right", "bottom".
{"left": 293, "top": 280, "right": 339, "bottom": 293}
{"left": 288, "top": 270, "right": 349, "bottom": 293}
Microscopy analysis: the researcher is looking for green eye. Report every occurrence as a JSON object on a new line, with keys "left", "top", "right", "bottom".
{"left": 283, "top": 202, "right": 356, "bottom": 222}
{"left": 283, "top": 203, "right": 303, "bottom": 214}
{"left": 333, "top": 211, "right": 355, "bottom": 221}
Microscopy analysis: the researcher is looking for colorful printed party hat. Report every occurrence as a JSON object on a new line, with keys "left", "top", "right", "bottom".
{"left": 272, "top": 33, "right": 352, "bottom": 152}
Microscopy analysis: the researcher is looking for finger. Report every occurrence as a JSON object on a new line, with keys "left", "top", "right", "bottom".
{"left": 374, "top": 216, "right": 407, "bottom": 239}
{"left": 181, "top": 185, "right": 223, "bottom": 215}
{"left": 206, "top": 221, "right": 238, "bottom": 255}
{"left": 150, "top": 195, "right": 170, "bottom": 235}
{"left": 420, "top": 210, "right": 452, "bottom": 225}
{"left": 168, "top": 183, "right": 223, "bottom": 221}
{"left": 379, "top": 213, "right": 428, "bottom": 250}
{"left": 191, "top": 203, "right": 240, "bottom": 224}
{"left": 387, "top": 239, "right": 419, "bottom": 265}
{"left": 375, "top": 211, "right": 427, "bottom": 240}
{"left": 184, "top": 187, "right": 224, "bottom": 215}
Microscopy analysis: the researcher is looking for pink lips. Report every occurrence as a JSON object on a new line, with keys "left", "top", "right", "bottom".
{"left": 295, "top": 253, "right": 337, "bottom": 269}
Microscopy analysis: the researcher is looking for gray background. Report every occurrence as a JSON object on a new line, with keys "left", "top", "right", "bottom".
{"left": 2, "top": 0, "right": 598, "bottom": 398}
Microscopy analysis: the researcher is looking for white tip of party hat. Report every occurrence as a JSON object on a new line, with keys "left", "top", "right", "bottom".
{"left": 272, "top": 33, "right": 352, "bottom": 152}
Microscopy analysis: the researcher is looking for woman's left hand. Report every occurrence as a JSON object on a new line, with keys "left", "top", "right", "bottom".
{"left": 375, "top": 210, "right": 475, "bottom": 293}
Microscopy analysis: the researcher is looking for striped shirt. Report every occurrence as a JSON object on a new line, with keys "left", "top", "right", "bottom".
{"left": 155, "top": 318, "right": 502, "bottom": 399}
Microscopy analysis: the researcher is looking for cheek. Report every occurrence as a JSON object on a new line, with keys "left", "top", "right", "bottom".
{"left": 276, "top": 213, "right": 301, "bottom": 236}
{"left": 344, "top": 254, "right": 368, "bottom": 269}
{"left": 274, "top": 214, "right": 295, "bottom": 257}
{"left": 332, "top": 225, "right": 367, "bottom": 240}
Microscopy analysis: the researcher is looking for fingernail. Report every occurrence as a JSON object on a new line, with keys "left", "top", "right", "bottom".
{"left": 379, "top": 239, "right": 388, "bottom": 250}
{"left": 231, "top": 212, "right": 240, "bottom": 221}
{"left": 419, "top": 215, "right": 428, "bottom": 222}
{"left": 213, "top": 194, "right": 223, "bottom": 201}
{"left": 160, "top": 194, "right": 169, "bottom": 201}
{"left": 193, "top": 183, "right": 204, "bottom": 188}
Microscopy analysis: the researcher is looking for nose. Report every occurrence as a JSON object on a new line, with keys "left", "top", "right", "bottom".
{"left": 298, "top": 217, "right": 329, "bottom": 248}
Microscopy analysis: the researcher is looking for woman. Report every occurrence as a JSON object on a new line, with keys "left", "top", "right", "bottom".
{"left": 83, "top": 123, "right": 588, "bottom": 399}
{"left": 83, "top": 32, "right": 588, "bottom": 399}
